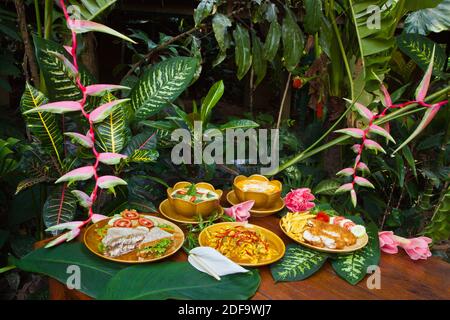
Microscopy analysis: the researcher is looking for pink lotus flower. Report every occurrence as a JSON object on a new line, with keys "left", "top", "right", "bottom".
{"left": 378, "top": 231, "right": 399, "bottom": 254}
{"left": 224, "top": 200, "right": 254, "bottom": 222}
{"left": 398, "top": 236, "right": 432, "bottom": 261}
{"left": 378, "top": 232, "right": 433, "bottom": 260}
{"left": 284, "top": 188, "right": 315, "bottom": 212}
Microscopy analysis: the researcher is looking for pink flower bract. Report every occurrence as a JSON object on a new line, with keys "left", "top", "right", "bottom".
{"left": 284, "top": 188, "right": 315, "bottom": 212}
{"left": 224, "top": 200, "right": 254, "bottom": 222}
{"left": 400, "top": 236, "right": 432, "bottom": 261}
{"left": 378, "top": 231, "right": 399, "bottom": 254}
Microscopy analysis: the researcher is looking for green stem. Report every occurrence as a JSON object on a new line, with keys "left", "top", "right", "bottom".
{"left": 267, "top": 85, "right": 450, "bottom": 176}
{"left": 329, "top": 0, "right": 354, "bottom": 100}
{"left": 44, "top": 0, "right": 53, "bottom": 40}
{"left": 34, "top": 0, "right": 42, "bottom": 38}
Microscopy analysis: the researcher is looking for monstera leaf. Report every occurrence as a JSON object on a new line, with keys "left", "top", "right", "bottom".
{"left": 68, "top": 0, "right": 118, "bottom": 21}
{"left": 33, "top": 36, "right": 95, "bottom": 106}
{"left": 99, "top": 262, "right": 260, "bottom": 300}
{"left": 43, "top": 184, "right": 78, "bottom": 233}
{"left": 95, "top": 92, "right": 127, "bottom": 153}
{"left": 404, "top": 0, "right": 450, "bottom": 35}
{"left": 271, "top": 245, "right": 328, "bottom": 282}
{"left": 130, "top": 57, "right": 198, "bottom": 121}
{"left": 20, "top": 83, "right": 64, "bottom": 167}
{"left": 330, "top": 220, "right": 380, "bottom": 285}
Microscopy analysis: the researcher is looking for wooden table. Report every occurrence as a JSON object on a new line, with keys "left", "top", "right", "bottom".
{"left": 35, "top": 214, "right": 450, "bottom": 300}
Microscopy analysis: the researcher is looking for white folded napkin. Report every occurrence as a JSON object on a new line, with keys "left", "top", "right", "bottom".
{"left": 188, "top": 246, "right": 249, "bottom": 280}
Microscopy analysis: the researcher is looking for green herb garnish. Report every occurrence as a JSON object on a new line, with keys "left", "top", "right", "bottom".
{"left": 139, "top": 238, "right": 172, "bottom": 257}
{"left": 187, "top": 183, "right": 197, "bottom": 196}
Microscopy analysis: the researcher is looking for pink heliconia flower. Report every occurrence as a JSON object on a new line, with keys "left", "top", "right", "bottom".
{"left": 378, "top": 231, "right": 399, "bottom": 254}
{"left": 284, "top": 188, "right": 315, "bottom": 212}
{"left": 398, "top": 236, "right": 433, "bottom": 261}
{"left": 91, "top": 214, "right": 108, "bottom": 223}
{"left": 224, "top": 200, "right": 254, "bottom": 222}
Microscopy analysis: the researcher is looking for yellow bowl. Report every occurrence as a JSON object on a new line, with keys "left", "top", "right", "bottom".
{"left": 167, "top": 182, "right": 223, "bottom": 218}
{"left": 232, "top": 174, "right": 282, "bottom": 209}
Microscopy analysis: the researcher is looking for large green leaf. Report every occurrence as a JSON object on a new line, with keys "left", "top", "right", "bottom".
{"left": 219, "top": 119, "right": 259, "bottom": 130}
{"left": 348, "top": 0, "right": 399, "bottom": 90}
{"left": 313, "top": 179, "right": 341, "bottom": 195}
{"left": 127, "top": 149, "right": 159, "bottom": 163}
{"left": 12, "top": 242, "right": 125, "bottom": 298}
{"left": 330, "top": 220, "right": 380, "bottom": 285}
{"left": 424, "top": 186, "right": 450, "bottom": 242}
{"left": 251, "top": 32, "right": 267, "bottom": 87}
{"left": 271, "top": 245, "right": 328, "bottom": 281}
{"left": 193, "top": 0, "right": 216, "bottom": 27}
{"left": 282, "top": 6, "right": 304, "bottom": 72}
{"left": 200, "top": 80, "right": 224, "bottom": 123}
{"left": 396, "top": 33, "right": 446, "bottom": 76}
{"left": 233, "top": 24, "right": 252, "bottom": 80}
{"left": 20, "top": 83, "right": 64, "bottom": 166}
{"left": 304, "top": 0, "right": 322, "bottom": 34}
{"left": 95, "top": 92, "right": 127, "bottom": 153}
{"left": 0, "top": 137, "right": 20, "bottom": 177}
{"left": 212, "top": 13, "right": 232, "bottom": 67}
{"left": 33, "top": 36, "right": 95, "bottom": 104}
{"left": 122, "top": 131, "right": 157, "bottom": 156}
{"left": 130, "top": 57, "right": 198, "bottom": 121}
{"left": 263, "top": 20, "right": 281, "bottom": 61}
{"left": 43, "top": 184, "right": 78, "bottom": 233}
{"left": 404, "top": 0, "right": 449, "bottom": 34}
{"left": 99, "top": 262, "right": 260, "bottom": 300}
{"left": 68, "top": 0, "right": 118, "bottom": 21}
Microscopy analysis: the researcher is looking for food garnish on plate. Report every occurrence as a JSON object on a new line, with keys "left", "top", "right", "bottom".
{"left": 203, "top": 224, "right": 278, "bottom": 264}
{"left": 171, "top": 183, "right": 219, "bottom": 203}
{"left": 281, "top": 211, "right": 367, "bottom": 250}
{"left": 96, "top": 209, "right": 175, "bottom": 259}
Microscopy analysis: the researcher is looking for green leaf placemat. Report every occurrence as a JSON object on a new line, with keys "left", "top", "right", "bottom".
{"left": 13, "top": 241, "right": 261, "bottom": 300}
{"left": 271, "top": 244, "right": 328, "bottom": 282}
{"left": 330, "top": 221, "right": 380, "bottom": 285}
{"left": 12, "top": 242, "right": 125, "bottom": 298}
{"left": 99, "top": 263, "right": 261, "bottom": 300}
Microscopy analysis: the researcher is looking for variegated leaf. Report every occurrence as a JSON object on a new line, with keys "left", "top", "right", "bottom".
{"left": 20, "top": 83, "right": 64, "bottom": 166}
{"left": 127, "top": 149, "right": 159, "bottom": 163}
{"left": 270, "top": 244, "right": 328, "bottom": 281}
{"left": 130, "top": 57, "right": 198, "bottom": 121}
{"left": 43, "top": 184, "right": 77, "bottom": 235}
{"left": 331, "top": 221, "right": 380, "bottom": 285}
{"left": 33, "top": 36, "right": 95, "bottom": 106}
{"left": 122, "top": 131, "right": 157, "bottom": 156}
{"left": 95, "top": 92, "right": 127, "bottom": 153}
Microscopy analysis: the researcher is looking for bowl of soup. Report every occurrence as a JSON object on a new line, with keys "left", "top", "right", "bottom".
{"left": 167, "top": 182, "right": 222, "bottom": 218}
{"left": 233, "top": 175, "right": 282, "bottom": 209}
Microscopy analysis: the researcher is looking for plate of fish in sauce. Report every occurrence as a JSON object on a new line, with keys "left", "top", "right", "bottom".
{"left": 84, "top": 209, "right": 185, "bottom": 263}
{"left": 280, "top": 211, "right": 368, "bottom": 253}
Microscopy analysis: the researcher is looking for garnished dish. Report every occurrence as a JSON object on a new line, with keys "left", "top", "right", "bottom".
{"left": 198, "top": 222, "right": 285, "bottom": 266}
{"left": 280, "top": 211, "right": 368, "bottom": 253}
{"left": 171, "top": 184, "right": 219, "bottom": 203}
{"left": 84, "top": 209, "right": 184, "bottom": 263}
{"left": 233, "top": 175, "right": 282, "bottom": 209}
{"left": 167, "top": 182, "right": 223, "bottom": 218}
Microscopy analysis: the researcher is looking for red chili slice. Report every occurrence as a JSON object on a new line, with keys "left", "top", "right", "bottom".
{"left": 113, "top": 218, "right": 132, "bottom": 228}
{"left": 121, "top": 210, "right": 140, "bottom": 220}
{"left": 190, "top": 196, "right": 196, "bottom": 202}
{"left": 138, "top": 217, "right": 154, "bottom": 228}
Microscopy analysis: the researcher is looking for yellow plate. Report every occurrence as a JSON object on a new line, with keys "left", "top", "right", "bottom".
{"left": 159, "top": 199, "right": 223, "bottom": 224}
{"left": 279, "top": 218, "right": 369, "bottom": 253}
{"left": 83, "top": 214, "right": 185, "bottom": 264}
{"left": 198, "top": 222, "right": 286, "bottom": 267}
{"left": 226, "top": 190, "right": 285, "bottom": 217}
